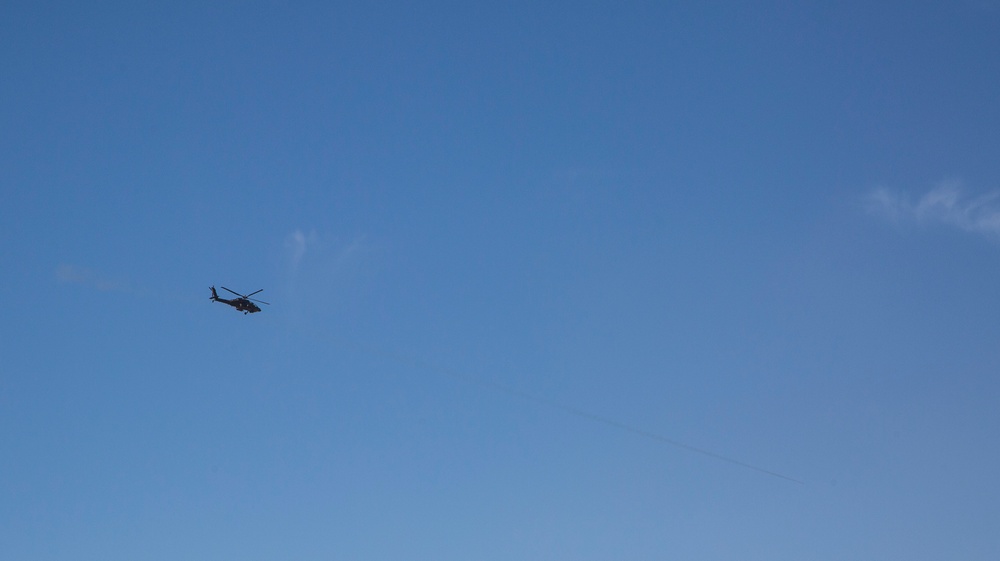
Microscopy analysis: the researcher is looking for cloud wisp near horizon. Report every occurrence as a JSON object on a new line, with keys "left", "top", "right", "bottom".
{"left": 866, "top": 181, "right": 1000, "bottom": 239}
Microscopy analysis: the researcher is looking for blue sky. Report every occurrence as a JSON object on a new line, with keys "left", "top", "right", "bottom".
{"left": 3, "top": 1, "right": 1000, "bottom": 559}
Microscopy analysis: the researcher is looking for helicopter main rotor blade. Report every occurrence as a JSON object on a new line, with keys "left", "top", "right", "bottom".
{"left": 246, "top": 289, "right": 264, "bottom": 298}
{"left": 220, "top": 286, "right": 244, "bottom": 298}
{"left": 249, "top": 298, "right": 270, "bottom": 305}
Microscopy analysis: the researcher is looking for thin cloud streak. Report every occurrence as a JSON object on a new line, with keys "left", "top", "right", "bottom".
{"left": 866, "top": 182, "right": 1000, "bottom": 238}
{"left": 55, "top": 264, "right": 191, "bottom": 302}
{"left": 56, "top": 264, "right": 132, "bottom": 293}
{"left": 309, "top": 331, "right": 804, "bottom": 485}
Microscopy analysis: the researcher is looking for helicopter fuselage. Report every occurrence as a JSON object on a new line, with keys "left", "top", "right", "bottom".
{"left": 216, "top": 296, "right": 261, "bottom": 314}
{"left": 210, "top": 286, "right": 265, "bottom": 314}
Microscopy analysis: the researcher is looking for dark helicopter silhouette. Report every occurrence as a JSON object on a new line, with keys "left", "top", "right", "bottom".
{"left": 210, "top": 286, "right": 269, "bottom": 314}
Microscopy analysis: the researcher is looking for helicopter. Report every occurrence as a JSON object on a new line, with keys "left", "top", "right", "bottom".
{"left": 210, "top": 286, "right": 269, "bottom": 314}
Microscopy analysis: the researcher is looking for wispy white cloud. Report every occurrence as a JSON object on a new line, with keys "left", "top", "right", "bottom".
{"left": 281, "top": 229, "right": 371, "bottom": 316}
{"left": 866, "top": 181, "right": 1000, "bottom": 238}
{"left": 284, "top": 228, "right": 318, "bottom": 272}
{"left": 335, "top": 236, "right": 366, "bottom": 266}
{"left": 284, "top": 229, "right": 368, "bottom": 270}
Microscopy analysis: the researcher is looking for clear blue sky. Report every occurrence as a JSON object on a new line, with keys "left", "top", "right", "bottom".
{"left": 3, "top": 1, "right": 1000, "bottom": 559}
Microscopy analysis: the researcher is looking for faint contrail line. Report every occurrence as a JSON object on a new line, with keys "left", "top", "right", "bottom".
{"left": 315, "top": 332, "right": 804, "bottom": 485}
